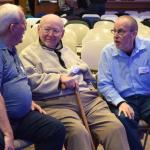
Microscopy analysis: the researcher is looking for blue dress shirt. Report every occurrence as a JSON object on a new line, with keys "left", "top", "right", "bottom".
{"left": 98, "top": 37, "right": 150, "bottom": 106}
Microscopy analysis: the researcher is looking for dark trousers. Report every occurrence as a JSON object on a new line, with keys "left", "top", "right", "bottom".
{"left": 0, "top": 111, "right": 65, "bottom": 150}
{"left": 108, "top": 95, "right": 150, "bottom": 150}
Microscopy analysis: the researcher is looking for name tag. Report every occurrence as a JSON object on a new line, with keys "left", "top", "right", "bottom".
{"left": 138, "top": 66, "right": 150, "bottom": 75}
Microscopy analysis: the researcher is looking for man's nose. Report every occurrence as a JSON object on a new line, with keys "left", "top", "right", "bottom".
{"left": 47, "top": 30, "right": 54, "bottom": 35}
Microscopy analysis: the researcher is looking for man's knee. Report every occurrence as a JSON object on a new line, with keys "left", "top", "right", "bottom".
{"left": 52, "top": 122, "right": 66, "bottom": 141}
{"left": 112, "top": 120, "right": 126, "bottom": 132}
{"left": 106, "top": 119, "right": 126, "bottom": 135}
{"left": 67, "top": 123, "right": 89, "bottom": 139}
{"left": 118, "top": 115, "right": 138, "bottom": 129}
{"left": 43, "top": 116, "right": 66, "bottom": 141}
{"left": 65, "top": 123, "right": 92, "bottom": 149}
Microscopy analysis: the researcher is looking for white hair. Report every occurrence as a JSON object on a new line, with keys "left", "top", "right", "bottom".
{"left": 0, "top": 3, "right": 23, "bottom": 34}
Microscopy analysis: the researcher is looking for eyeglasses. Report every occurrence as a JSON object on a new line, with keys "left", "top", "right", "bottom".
{"left": 42, "top": 27, "right": 62, "bottom": 36}
{"left": 111, "top": 29, "right": 129, "bottom": 36}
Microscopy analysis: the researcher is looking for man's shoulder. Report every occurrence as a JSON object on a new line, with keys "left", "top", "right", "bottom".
{"left": 137, "top": 36, "right": 150, "bottom": 43}
{"left": 102, "top": 42, "right": 115, "bottom": 54}
{"left": 20, "top": 42, "right": 39, "bottom": 56}
{"left": 0, "top": 47, "right": 8, "bottom": 60}
{"left": 0, "top": 42, "right": 7, "bottom": 56}
{"left": 136, "top": 37, "right": 150, "bottom": 50}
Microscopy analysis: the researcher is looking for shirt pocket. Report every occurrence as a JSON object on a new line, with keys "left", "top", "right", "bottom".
{"left": 138, "top": 66, "right": 150, "bottom": 87}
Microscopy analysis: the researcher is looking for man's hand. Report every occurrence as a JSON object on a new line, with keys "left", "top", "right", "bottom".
{"left": 4, "top": 133, "right": 14, "bottom": 150}
{"left": 31, "top": 101, "right": 46, "bottom": 114}
{"left": 118, "top": 102, "right": 135, "bottom": 119}
{"left": 60, "top": 74, "right": 78, "bottom": 89}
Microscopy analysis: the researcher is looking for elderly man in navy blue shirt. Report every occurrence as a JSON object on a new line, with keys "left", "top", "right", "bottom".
{"left": 0, "top": 3, "right": 65, "bottom": 150}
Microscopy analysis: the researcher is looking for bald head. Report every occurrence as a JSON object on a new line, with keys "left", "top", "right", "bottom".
{"left": 115, "top": 15, "right": 138, "bottom": 32}
{"left": 38, "top": 14, "right": 65, "bottom": 49}
{"left": 113, "top": 15, "right": 138, "bottom": 53}
{"left": 40, "top": 14, "right": 64, "bottom": 30}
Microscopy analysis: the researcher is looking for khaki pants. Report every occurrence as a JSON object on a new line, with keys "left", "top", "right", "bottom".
{"left": 37, "top": 90, "right": 130, "bottom": 150}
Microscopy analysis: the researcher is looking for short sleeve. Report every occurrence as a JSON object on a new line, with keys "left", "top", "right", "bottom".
{"left": 0, "top": 50, "right": 4, "bottom": 93}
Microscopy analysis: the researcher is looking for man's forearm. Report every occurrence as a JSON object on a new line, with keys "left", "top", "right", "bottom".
{"left": 0, "top": 96, "right": 13, "bottom": 137}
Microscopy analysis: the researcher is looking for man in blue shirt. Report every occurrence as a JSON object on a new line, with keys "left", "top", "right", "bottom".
{"left": 98, "top": 15, "right": 150, "bottom": 150}
{"left": 0, "top": 3, "right": 65, "bottom": 150}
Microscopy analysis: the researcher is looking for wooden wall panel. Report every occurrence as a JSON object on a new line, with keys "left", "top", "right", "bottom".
{"left": 106, "top": 0, "right": 150, "bottom": 11}
{"left": 0, "top": 0, "right": 15, "bottom": 5}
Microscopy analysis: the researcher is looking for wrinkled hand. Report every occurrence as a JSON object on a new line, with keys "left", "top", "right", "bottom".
{"left": 118, "top": 102, "right": 134, "bottom": 119}
{"left": 31, "top": 101, "right": 46, "bottom": 114}
{"left": 4, "top": 134, "right": 14, "bottom": 150}
{"left": 60, "top": 74, "right": 78, "bottom": 89}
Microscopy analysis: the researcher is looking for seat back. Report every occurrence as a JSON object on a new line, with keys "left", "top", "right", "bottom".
{"left": 81, "top": 29, "right": 113, "bottom": 71}
{"left": 65, "top": 21, "right": 90, "bottom": 46}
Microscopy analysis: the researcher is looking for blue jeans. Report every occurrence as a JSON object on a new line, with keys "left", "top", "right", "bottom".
{"left": 0, "top": 110, "right": 65, "bottom": 150}
{"left": 108, "top": 95, "right": 150, "bottom": 150}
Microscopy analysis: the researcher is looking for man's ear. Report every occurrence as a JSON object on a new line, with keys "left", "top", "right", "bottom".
{"left": 132, "top": 30, "right": 138, "bottom": 38}
{"left": 9, "top": 24, "right": 17, "bottom": 33}
{"left": 61, "top": 29, "right": 65, "bottom": 38}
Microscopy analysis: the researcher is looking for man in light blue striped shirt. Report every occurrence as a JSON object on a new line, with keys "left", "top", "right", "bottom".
{"left": 98, "top": 15, "right": 150, "bottom": 150}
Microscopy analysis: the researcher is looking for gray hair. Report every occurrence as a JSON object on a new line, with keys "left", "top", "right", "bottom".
{"left": 0, "top": 3, "right": 23, "bottom": 34}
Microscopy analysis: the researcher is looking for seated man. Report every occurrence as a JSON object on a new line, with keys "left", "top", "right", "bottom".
{"left": 98, "top": 15, "right": 150, "bottom": 150}
{"left": 20, "top": 14, "right": 129, "bottom": 150}
{"left": 0, "top": 4, "right": 65, "bottom": 150}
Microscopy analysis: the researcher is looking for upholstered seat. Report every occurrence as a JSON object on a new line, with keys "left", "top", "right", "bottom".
{"left": 138, "top": 120, "right": 150, "bottom": 150}
{"left": 14, "top": 139, "right": 32, "bottom": 150}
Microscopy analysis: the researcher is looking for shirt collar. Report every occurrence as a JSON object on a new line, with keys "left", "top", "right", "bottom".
{"left": 112, "top": 37, "right": 146, "bottom": 57}
{"left": 0, "top": 40, "right": 16, "bottom": 54}
{"left": 0, "top": 40, "right": 7, "bottom": 49}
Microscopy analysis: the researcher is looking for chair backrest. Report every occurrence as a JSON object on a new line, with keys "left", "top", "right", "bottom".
{"left": 82, "top": 14, "right": 101, "bottom": 28}
{"left": 138, "top": 25, "right": 150, "bottom": 39}
{"left": 62, "top": 28, "right": 77, "bottom": 53}
{"left": 81, "top": 40, "right": 102, "bottom": 71}
{"left": 16, "top": 23, "right": 39, "bottom": 54}
{"left": 26, "top": 18, "right": 41, "bottom": 28}
{"left": 100, "top": 14, "right": 118, "bottom": 21}
{"left": 81, "top": 40, "right": 112, "bottom": 71}
{"left": 82, "top": 28, "right": 113, "bottom": 44}
{"left": 81, "top": 29, "right": 113, "bottom": 71}
{"left": 65, "top": 22, "right": 90, "bottom": 46}
{"left": 93, "top": 20, "right": 114, "bottom": 30}
{"left": 124, "top": 10, "right": 139, "bottom": 16}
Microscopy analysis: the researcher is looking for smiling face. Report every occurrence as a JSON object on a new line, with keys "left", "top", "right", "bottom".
{"left": 112, "top": 16, "right": 138, "bottom": 54}
{"left": 38, "top": 14, "right": 64, "bottom": 49}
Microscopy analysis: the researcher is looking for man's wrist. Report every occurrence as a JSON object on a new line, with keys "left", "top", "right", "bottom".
{"left": 117, "top": 101, "right": 126, "bottom": 108}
